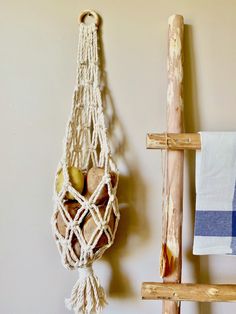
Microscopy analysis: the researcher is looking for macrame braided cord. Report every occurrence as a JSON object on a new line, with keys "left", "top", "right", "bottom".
{"left": 52, "top": 19, "right": 119, "bottom": 314}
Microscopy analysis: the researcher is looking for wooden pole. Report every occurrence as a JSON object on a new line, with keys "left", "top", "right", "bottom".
{"left": 161, "top": 14, "right": 184, "bottom": 314}
{"left": 142, "top": 283, "right": 236, "bottom": 303}
{"left": 147, "top": 133, "right": 200, "bottom": 150}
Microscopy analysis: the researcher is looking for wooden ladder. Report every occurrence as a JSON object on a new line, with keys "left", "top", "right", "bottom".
{"left": 141, "top": 14, "right": 236, "bottom": 314}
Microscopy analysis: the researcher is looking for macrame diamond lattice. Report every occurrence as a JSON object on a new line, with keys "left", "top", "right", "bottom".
{"left": 51, "top": 21, "right": 119, "bottom": 314}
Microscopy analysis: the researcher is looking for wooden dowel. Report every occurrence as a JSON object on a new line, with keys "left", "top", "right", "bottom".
{"left": 161, "top": 14, "right": 184, "bottom": 314}
{"left": 147, "top": 133, "right": 201, "bottom": 150}
{"left": 142, "top": 283, "right": 236, "bottom": 302}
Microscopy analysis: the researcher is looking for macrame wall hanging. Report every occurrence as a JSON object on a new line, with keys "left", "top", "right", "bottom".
{"left": 51, "top": 10, "right": 120, "bottom": 314}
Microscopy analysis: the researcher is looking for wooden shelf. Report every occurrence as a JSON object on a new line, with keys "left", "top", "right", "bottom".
{"left": 142, "top": 282, "right": 236, "bottom": 302}
{"left": 146, "top": 133, "right": 201, "bottom": 150}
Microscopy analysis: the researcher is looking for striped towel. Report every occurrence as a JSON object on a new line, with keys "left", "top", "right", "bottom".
{"left": 193, "top": 132, "right": 236, "bottom": 255}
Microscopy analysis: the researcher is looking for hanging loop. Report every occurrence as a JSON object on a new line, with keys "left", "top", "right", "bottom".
{"left": 78, "top": 10, "right": 99, "bottom": 26}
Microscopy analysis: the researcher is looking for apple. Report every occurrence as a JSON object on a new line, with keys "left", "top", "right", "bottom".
{"left": 56, "top": 166, "right": 84, "bottom": 200}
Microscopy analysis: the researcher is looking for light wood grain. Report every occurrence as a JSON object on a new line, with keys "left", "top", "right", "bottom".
{"left": 146, "top": 133, "right": 201, "bottom": 150}
{"left": 142, "top": 283, "right": 236, "bottom": 302}
{"left": 78, "top": 10, "right": 100, "bottom": 26}
{"left": 161, "top": 14, "right": 184, "bottom": 314}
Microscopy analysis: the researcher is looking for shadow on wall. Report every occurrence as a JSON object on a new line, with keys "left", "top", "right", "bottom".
{"left": 184, "top": 24, "right": 211, "bottom": 314}
{"left": 97, "top": 19, "right": 150, "bottom": 298}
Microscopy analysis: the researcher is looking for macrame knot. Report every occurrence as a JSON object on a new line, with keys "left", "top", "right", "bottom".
{"left": 104, "top": 175, "right": 111, "bottom": 184}
{"left": 97, "top": 222, "right": 103, "bottom": 230}
{"left": 83, "top": 202, "right": 90, "bottom": 211}
{"left": 61, "top": 238, "right": 68, "bottom": 246}
{"left": 109, "top": 195, "right": 115, "bottom": 202}
{"left": 68, "top": 220, "right": 77, "bottom": 230}
{"left": 89, "top": 145, "right": 95, "bottom": 152}
{"left": 79, "top": 265, "right": 93, "bottom": 279}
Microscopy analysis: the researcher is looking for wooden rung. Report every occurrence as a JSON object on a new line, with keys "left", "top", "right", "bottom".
{"left": 141, "top": 282, "right": 236, "bottom": 302}
{"left": 146, "top": 133, "right": 201, "bottom": 150}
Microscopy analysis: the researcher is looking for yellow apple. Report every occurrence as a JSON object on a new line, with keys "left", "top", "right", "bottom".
{"left": 56, "top": 166, "right": 84, "bottom": 200}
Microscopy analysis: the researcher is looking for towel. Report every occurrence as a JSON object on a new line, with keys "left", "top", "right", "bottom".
{"left": 193, "top": 132, "right": 236, "bottom": 255}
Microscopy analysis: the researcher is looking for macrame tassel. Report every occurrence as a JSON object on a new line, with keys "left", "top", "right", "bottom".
{"left": 65, "top": 265, "right": 107, "bottom": 314}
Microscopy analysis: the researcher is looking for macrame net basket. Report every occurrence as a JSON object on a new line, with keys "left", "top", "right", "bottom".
{"left": 51, "top": 13, "right": 119, "bottom": 314}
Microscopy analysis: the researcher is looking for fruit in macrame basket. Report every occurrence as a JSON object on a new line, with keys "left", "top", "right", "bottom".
{"left": 56, "top": 166, "right": 84, "bottom": 200}
{"left": 56, "top": 201, "right": 81, "bottom": 237}
{"left": 87, "top": 167, "right": 117, "bottom": 204}
{"left": 82, "top": 204, "right": 116, "bottom": 251}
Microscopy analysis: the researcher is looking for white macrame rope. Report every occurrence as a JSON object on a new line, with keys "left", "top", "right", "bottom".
{"left": 65, "top": 266, "right": 107, "bottom": 314}
{"left": 52, "top": 20, "right": 119, "bottom": 314}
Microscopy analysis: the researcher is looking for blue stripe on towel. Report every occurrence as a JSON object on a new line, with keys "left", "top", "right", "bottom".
{"left": 194, "top": 211, "right": 234, "bottom": 237}
{"left": 233, "top": 212, "right": 236, "bottom": 236}
{"left": 231, "top": 181, "right": 236, "bottom": 253}
{"left": 233, "top": 180, "right": 236, "bottom": 211}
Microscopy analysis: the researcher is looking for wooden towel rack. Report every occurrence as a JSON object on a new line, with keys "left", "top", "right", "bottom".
{"left": 141, "top": 14, "right": 236, "bottom": 314}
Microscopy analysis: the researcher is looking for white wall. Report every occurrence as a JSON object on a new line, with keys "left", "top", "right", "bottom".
{"left": 1, "top": 0, "right": 236, "bottom": 313}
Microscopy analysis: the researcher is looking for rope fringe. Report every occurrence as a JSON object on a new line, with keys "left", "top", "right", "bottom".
{"left": 65, "top": 266, "right": 107, "bottom": 314}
